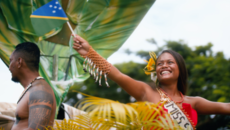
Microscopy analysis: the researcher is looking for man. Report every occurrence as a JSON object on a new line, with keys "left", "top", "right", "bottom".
{"left": 9, "top": 42, "right": 56, "bottom": 130}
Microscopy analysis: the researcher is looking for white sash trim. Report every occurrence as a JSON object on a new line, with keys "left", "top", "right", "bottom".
{"left": 164, "top": 101, "right": 193, "bottom": 130}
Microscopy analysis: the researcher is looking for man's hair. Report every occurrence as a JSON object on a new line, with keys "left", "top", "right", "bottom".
{"left": 14, "top": 42, "right": 40, "bottom": 71}
{"left": 158, "top": 50, "right": 188, "bottom": 95}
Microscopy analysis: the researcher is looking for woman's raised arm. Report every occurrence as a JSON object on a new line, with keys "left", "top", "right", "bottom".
{"left": 72, "top": 34, "right": 150, "bottom": 101}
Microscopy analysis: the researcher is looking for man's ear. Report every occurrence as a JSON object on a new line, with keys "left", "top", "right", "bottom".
{"left": 17, "top": 57, "right": 23, "bottom": 68}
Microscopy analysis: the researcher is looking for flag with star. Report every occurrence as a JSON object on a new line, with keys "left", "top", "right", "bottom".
{"left": 30, "top": 0, "right": 68, "bottom": 36}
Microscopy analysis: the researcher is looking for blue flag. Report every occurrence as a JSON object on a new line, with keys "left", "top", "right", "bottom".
{"left": 30, "top": 0, "right": 68, "bottom": 36}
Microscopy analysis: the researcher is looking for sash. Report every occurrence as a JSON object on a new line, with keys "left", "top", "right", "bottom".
{"left": 164, "top": 101, "right": 193, "bottom": 130}
{"left": 156, "top": 88, "right": 194, "bottom": 130}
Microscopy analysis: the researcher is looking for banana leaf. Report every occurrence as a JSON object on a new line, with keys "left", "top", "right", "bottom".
{"left": 0, "top": 0, "right": 156, "bottom": 111}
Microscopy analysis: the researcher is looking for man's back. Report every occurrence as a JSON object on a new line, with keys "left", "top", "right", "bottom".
{"left": 11, "top": 79, "right": 56, "bottom": 130}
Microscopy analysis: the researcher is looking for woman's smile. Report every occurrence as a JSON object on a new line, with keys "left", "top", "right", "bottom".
{"left": 156, "top": 53, "right": 179, "bottom": 82}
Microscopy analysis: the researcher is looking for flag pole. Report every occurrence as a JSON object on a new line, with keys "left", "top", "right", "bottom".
{"left": 67, "top": 21, "right": 76, "bottom": 37}
{"left": 67, "top": 21, "right": 76, "bottom": 54}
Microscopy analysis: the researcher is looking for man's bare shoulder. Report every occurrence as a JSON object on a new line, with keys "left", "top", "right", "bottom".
{"left": 30, "top": 79, "right": 53, "bottom": 92}
{"left": 26, "top": 79, "right": 56, "bottom": 129}
{"left": 27, "top": 79, "right": 55, "bottom": 105}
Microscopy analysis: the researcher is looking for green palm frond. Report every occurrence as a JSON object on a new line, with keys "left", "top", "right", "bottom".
{"left": 54, "top": 92, "right": 184, "bottom": 130}
{"left": 54, "top": 119, "right": 79, "bottom": 130}
{"left": 76, "top": 92, "right": 138, "bottom": 126}
{"left": 53, "top": 114, "right": 116, "bottom": 130}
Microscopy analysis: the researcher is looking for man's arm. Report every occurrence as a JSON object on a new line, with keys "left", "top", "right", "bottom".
{"left": 26, "top": 90, "right": 54, "bottom": 130}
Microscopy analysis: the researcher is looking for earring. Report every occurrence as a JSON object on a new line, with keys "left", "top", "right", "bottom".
{"left": 151, "top": 72, "right": 157, "bottom": 83}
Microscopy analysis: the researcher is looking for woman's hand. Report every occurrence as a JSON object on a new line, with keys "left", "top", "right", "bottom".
{"left": 72, "top": 34, "right": 90, "bottom": 56}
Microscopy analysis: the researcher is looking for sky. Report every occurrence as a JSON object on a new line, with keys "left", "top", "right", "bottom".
{"left": 1, "top": 0, "right": 230, "bottom": 103}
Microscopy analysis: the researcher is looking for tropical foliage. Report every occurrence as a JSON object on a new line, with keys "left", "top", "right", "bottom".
{"left": 54, "top": 93, "right": 184, "bottom": 130}
{"left": 0, "top": 0, "right": 155, "bottom": 110}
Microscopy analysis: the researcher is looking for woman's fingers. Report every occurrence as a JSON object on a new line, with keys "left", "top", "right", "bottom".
{"left": 72, "top": 34, "right": 89, "bottom": 51}
{"left": 76, "top": 35, "right": 86, "bottom": 43}
{"left": 73, "top": 47, "right": 81, "bottom": 50}
{"left": 73, "top": 43, "right": 82, "bottom": 50}
{"left": 73, "top": 43, "right": 82, "bottom": 47}
{"left": 73, "top": 38, "right": 82, "bottom": 47}
{"left": 73, "top": 37, "right": 80, "bottom": 43}
{"left": 73, "top": 34, "right": 87, "bottom": 44}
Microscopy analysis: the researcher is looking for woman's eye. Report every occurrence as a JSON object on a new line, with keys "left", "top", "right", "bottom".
{"left": 157, "top": 63, "right": 162, "bottom": 65}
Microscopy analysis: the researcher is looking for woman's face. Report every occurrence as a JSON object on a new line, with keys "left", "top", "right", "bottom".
{"left": 156, "top": 52, "right": 179, "bottom": 84}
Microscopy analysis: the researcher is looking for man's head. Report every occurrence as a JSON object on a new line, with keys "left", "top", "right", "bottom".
{"left": 9, "top": 42, "right": 40, "bottom": 82}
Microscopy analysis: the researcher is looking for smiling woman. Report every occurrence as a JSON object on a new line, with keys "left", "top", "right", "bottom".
{"left": 72, "top": 34, "right": 230, "bottom": 130}
{"left": 156, "top": 50, "right": 187, "bottom": 95}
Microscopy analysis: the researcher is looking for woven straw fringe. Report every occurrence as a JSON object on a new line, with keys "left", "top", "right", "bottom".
{"left": 81, "top": 47, "right": 111, "bottom": 87}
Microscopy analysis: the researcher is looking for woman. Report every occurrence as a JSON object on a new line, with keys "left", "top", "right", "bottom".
{"left": 72, "top": 34, "right": 230, "bottom": 129}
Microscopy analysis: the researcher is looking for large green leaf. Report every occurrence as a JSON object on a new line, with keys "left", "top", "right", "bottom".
{"left": 0, "top": 0, "right": 155, "bottom": 111}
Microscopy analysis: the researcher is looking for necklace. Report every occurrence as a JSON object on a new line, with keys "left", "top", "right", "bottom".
{"left": 159, "top": 88, "right": 184, "bottom": 104}
{"left": 17, "top": 76, "right": 44, "bottom": 104}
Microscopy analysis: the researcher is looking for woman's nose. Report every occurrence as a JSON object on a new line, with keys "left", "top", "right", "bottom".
{"left": 162, "top": 62, "right": 168, "bottom": 68}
